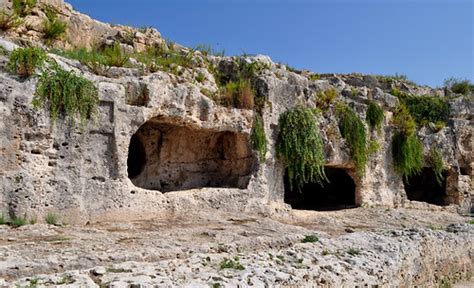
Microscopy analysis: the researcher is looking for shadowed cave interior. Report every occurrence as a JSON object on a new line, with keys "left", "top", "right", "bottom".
{"left": 127, "top": 118, "right": 255, "bottom": 192}
{"left": 284, "top": 167, "right": 357, "bottom": 211}
{"left": 404, "top": 167, "right": 448, "bottom": 206}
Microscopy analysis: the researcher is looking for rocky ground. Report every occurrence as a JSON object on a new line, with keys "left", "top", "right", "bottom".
{"left": 0, "top": 207, "right": 473, "bottom": 287}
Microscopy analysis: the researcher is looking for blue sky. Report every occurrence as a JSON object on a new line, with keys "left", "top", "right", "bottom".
{"left": 67, "top": 0, "right": 473, "bottom": 87}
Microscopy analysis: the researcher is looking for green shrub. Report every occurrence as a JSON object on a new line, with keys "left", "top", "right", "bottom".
{"left": 7, "top": 47, "right": 46, "bottom": 78}
{"left": 251, "top": 114, "right": 267, "bottom": 162}
{"left": 301, "top": 235, "right": 319, "bottom": 243}
{"left": 0, "top": 9, "right": 22, "bottom": 30}
{"left": 392, "top": 132, "right": 423, "bottom": 182}
{"left": 403, "top": 95, "right": 449, "bottom": 126}
{"left": 366, "top": 101, "right": 384, "bottom": 131}
{"left": 315, "top": 88, "right": 338, "bottom": 110}
{"left": 133, "top": 44, "right": 195, "bottom": 74}
{"left": 336, "top": 104, "right": 367, "bottom": 176}
{"left": 276, "top": 106, "right": 326, "bottom": 191}
{"left": 33, "top": 63, "right": 99, "bottom": 125}
{"left": 309, "top": 74, "right": 320, "bottom": 81}
{"left": 444, "top": 78, "right": 474, "bottom": 95}
{"left": 10, "top": 215, "right": 27, "bottom": 228}
{"left": 428, "top": 148, "right": 444, "bottom": 185}
{"left": 45, "top": 212, "right": 59, "bottom": 225}
{"left": 12, "top": 0, "right": 36, "bottom": 16}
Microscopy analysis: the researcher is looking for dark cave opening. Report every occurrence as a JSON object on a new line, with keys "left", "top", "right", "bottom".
{"left": 127, "top": 118, "right": 255, "bottom": 192}
{"left": 284, "top": 167, "right": 357, "bottom": 211}
{"left": 127, "top": 134, "right": 146, "bottom": 178}
{"left": 404, "top": 167, "right": 448, "bottom": 206}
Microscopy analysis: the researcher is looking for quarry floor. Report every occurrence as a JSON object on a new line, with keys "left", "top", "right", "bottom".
{"left": 0, "top": 207, "right": 473, "bottom": 287}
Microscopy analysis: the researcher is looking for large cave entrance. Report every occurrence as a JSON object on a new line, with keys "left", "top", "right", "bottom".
{"left": 284, "top": 167, "right": 357, "bottom": 211}
{"left": 404, "top": 168, "right": 449, "bottom": 206}
{"left": 127, "top": 117, "right": 255, "bottom": 192}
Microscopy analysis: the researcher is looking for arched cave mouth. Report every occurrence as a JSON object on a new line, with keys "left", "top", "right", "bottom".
{"left": 127, "top": 117, "right": 255, "bottom": 192}
{"left": 284, "top": 167, "right": 357, "bottom": 211}
{"left": 404, "top": 167, "right": 449, "bottom": 206}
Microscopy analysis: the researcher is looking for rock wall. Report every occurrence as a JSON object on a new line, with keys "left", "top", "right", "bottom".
{"left": 0, "top": 0, "right": 472, "bottom": 223}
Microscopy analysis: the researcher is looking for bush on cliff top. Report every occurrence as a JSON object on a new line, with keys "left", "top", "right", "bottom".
{"left": 33, "top": 62, "right": 99, "bottom": 126}
{"left": 276, "top": 106, "right": 326, "bottom": 191}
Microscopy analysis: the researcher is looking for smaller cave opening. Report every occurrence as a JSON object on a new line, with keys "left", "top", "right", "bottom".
{"left": 127, "top": 134, "right": 146, "bottom": 178}
{"left": 403, "top": 167, "right": 449, "bottom": 206}
{"left": 284, "top": 167, "right": 357, "bottom": 211}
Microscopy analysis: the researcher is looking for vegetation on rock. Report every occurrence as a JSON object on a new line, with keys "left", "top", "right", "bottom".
{"left": 366, "top": 101, "right": 384, "bottom": 131}
{"left": 391, "top": 104, "right": 423, "bottom": 181}
{"left": 336, "top": 103, "right": 367, "bottom": 176}
{"left": 33, "top": 62, "right": 99, "bottom": 125}
{"left": 315, "top": 88, "right": 338, "bottom": 110}
{"left": 12, "top": 0, "right": 37, "bottom": 17}
{"left": 251, "top": 114, "right": 267, "bottom": 162}
{"left": 277, "top": 106, "right": 326, "bottom": 191}
{"left": 428, "top": 148, "right": 444, "bottom": 185}
{"left": 7, "top": 47, "right": 46, "bottom": 78}
{"left": 391, "top": 88, "right": 449, "bottom": 127}
{"left": 42, "top": 5, "right": 67, "bottom": 42}
{"left": 0, "top": 9, "right": 22, "bottom": 30}
{"left": 444, "top": 78, "right": 474, "bottom": 95}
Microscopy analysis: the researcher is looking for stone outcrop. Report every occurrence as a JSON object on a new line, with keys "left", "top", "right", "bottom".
{"left": 0, "top": 0, "right": 472, "bottom": 223}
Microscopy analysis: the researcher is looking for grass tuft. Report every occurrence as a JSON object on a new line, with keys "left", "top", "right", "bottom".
{"left": 33, "top": 62, "right": 99, "bottom": 126}
{"left": 45, "top": 212, "right": 59, "bottom": 225}
{"left": 428, "top": 148, "right": 444, "bottom": 185}
{"left": 301, "top": 235, "right": 319, "bottom": 243}
{"left": 219, "top": 257, "right": 245, "bottom": 271}
{"left": 7, "top": 47, "right": 46, "bottom": 78}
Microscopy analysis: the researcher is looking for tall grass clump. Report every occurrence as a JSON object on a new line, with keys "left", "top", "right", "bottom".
{"left": 220, "top": 79, "right": 254, "bottom": 109}
{"left": 0, "top": 10, "right": 22, "bottom": 31}
{"left": 336, "top": 103, "right": 368, "bottom": 176}
{"left": 391, "top": 104, "right": 423, "bottom": 181}
{"left": 12, "top": 0, "right": 36, "bottom": 16}
{"left": 276, "top": 106, "right": 326, "bottom": 191}
{"left": 42, "top": 7, "right": 67, "bottom": 42}
{"left": 444, "top": 78, "right": 474, "bottom": 95}
{"left": 366, "top": 101, "right": 384, "bottom": 132}
{"left": 33, "top": 63, "right": 99, "bottom": 125}
{"left": 7, "top": 47, "right": 46, "bottom": 78}
{"left": 251, "top": 114, "right": 267, "bottom": 162}
{"left": 45, "top": 212, "right": 59, "bottom": 225}
{"left": 428, "top": 148, "right": 444, "bottom": 185}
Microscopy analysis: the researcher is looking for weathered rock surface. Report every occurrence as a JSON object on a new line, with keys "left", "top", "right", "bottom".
{"left": 1, "top": 208, "right": 473, "bottom": 287}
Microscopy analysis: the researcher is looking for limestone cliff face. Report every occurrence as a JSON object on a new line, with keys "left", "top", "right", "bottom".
{"left": 0, "top": 0, "right": 472, "bottom": 223}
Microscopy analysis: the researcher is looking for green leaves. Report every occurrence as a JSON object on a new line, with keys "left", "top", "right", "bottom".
{"left": 392, "top": 131, "right": 423, "bottom": 182}
{"left": 277, "top": 106, "right": 326, "bottom": 191}
{"left": 34, "top": 63, "right": 99, "bottom": 126}
{"left": 251, "top": 114, "right": 267, "bottom": 162}
{"left": 336, "top": 104, "right": 368, "bottom": 177}
{"left": 7, "top": 47, "right": 46, "bottom": 78}
{"left": 366, "top": 101, "right": 385, "bottom": 131}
